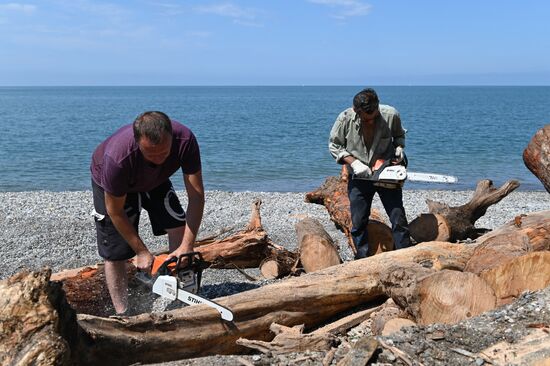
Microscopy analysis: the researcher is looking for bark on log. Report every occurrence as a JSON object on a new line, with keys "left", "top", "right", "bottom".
{"left": 0, "top": 269, "right": 77, "bottom": 365}
{"left": 296, "top": 217, "right": 342, "bottom": 273}
{"left": 523, "top": 124, "right": 550, "bottom": 193}
{"left": 305, "top": 166, "right": 394, "bottom": 255}
{"left": 24, "top": 210, "right": 550, "bottom": 365}
{"left": 409, "top": 179, "right": 520, "bottom": 243}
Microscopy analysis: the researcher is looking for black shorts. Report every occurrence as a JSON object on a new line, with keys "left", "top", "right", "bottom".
{"left": 92, "top": 179, "right": 186, "bottom": 261}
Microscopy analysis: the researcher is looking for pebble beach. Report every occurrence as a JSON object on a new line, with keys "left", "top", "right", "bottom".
{"left": 0, "top": 189, "right": 548, "bottom": 281}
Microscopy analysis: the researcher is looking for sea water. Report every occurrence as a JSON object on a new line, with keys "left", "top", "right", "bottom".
{"left": 0, "top": 86, "right": 548, "bottom": 192}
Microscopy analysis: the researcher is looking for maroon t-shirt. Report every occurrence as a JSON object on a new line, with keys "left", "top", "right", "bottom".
{"left": 90, "top": 121, "right": 201, "bottom": 196}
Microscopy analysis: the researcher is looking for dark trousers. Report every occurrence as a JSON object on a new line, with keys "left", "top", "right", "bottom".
{"left": 348, "top": 178, "right": 411, "bottom": 259}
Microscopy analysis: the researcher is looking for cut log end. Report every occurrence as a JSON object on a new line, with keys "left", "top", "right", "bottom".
{"left": 416, "top": 271, "right": 496, "bottom": 325}
{"left": 409, "top": 213, "right": 451, "bottom": 243}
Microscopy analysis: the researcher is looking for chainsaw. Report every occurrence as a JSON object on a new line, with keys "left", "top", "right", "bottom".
{"left": 136, "top": 252, "right": 234, "bottom": 321}
{"left": 353, "top": 159, "right": 458, "bottom": 186}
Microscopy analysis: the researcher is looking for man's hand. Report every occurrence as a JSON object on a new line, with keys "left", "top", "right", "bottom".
{"left": 351, "top": 159, "right": 372, "bottom": 177}
{"left": 135, "top": 250, "right": 154, "bottom": 273}
{"left": 394, "top": 146, "right": 405, "bottom": 163}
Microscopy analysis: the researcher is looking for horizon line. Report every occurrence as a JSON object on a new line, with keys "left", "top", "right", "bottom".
{"left": 1, "top": 84, "right": 550, "bottom": 87}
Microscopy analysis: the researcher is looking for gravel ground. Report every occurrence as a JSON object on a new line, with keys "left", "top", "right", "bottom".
{"left": 0, "top": 189, "right": 547, "bottom": 280}
{"left": 0, "top": 188, "right": 548, "bottom": 364}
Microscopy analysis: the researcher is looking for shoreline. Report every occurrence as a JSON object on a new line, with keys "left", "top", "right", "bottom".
{"left": 0, "top": 189, "right": 548, "bottom": 280}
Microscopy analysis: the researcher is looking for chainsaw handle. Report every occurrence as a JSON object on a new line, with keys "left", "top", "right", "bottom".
{"left": 156, "top": 256, "right": 178, "bottom": 276}
{"left": 175, "top": 251, "right": 204, "bottom": 271}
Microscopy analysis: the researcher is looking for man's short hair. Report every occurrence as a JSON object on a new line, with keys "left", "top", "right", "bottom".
{"left": 353, "top": 88, "right": 379, "bottom": 113}
{"left": 133, "top": 111, "right": 173, "bottom": 144}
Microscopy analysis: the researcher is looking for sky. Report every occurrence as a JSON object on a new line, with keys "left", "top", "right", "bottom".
{"left": 1, "top": 0, "right": 549, "bottom": 86}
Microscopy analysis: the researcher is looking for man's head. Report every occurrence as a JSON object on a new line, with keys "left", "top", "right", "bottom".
{"left": 133, "top": 111, "right": 173, "bottom": 165}
{"left": 353, "top": 88, "right": 380, "bottom": 121}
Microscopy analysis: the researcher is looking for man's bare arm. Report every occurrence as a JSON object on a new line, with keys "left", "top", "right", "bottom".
{"left": 171, "top": 170, "right": 205, "bottom": 257}
{"left": 104, "top": 192, "right": 153, "bottom": 270}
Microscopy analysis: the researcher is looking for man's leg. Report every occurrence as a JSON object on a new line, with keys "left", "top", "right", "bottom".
{"left": 377, "top": 187, "right": 411, "bottom": 250}
{"left": 348, "top": 179, "right": 376, "bottom": 259}
{"left": 104, "top": 260, "right": 129, "bottom": 314}
{"left": 92, "top": 179, "right": 140, "bottom": 315}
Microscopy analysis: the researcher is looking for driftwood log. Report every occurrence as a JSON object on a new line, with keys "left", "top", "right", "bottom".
{"left": 523, "top": 123, "right": 550, "bottom": 193}
{"left": 409, "top": 179, "right": 520, "bottom": 243}
{"left": 296, "top": 217, "right": 342, "bottom": 273}
{"left": 305, "top": 166, "right": 394, "bottom": 255}
{"left": 52, "top": 199, "right": 296, "bottom": 316}
{"left": 0, "top": 269, "right": 77, "bottom": 366}
{"left": 4, "top": 211, "right": 550, "bottom": 365}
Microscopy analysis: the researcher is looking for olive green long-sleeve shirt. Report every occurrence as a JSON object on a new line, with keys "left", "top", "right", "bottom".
{"left": 328, "top": 104, "right": 406, "bottom": 168}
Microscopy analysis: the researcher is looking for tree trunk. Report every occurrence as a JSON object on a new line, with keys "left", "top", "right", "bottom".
{"left": 11, "top": 210, "right": 550, "bottom": 365}
{"left": 0, "top": 269, "right": 77, "bottom": 366}
{"left": 73, "top": 241, "right": 474, "bottom": 365}
{"left": 296, "top": 217, "right": 342, "bottom": 273}
{"left": 409, "top": 179, "right": 520, "bottom": 243}
{"left": 523, "top": 124, "right": 550, "bottom": 193}
{"left": 305, "top": 166, "right": 394, "bottom": 255}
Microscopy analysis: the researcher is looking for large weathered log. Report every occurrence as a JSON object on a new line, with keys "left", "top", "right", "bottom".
{"left": 465, "top": 210, "right": 550, "bottom": 274}
{"left": 0, "top": 270, "right": 77, "bottom": 365}
{"left": 23, "top": 210, "right": 550, "bottom": 365}
{"left": 296, "top": 217, "right": 342, "bottom": 273}
{"left": 409, "top": 179, "right": 520, "bottom": 242}
{"left": 523, "top": 124, "right": 550, "bottom": 193}
{"left": 305, "top": 166, "right": 394, "bottom": 255}
{"left": 74, "top": 241, "right": 474, "bottom": 365}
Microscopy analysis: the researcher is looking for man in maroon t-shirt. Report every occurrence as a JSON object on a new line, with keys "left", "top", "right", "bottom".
{"left": 91, "top": 111, "right": 204, "bottom": 315}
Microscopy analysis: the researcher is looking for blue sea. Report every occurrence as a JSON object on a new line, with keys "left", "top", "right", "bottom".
{"left": 0, "top": 86, "right": 548, "bottom": 192}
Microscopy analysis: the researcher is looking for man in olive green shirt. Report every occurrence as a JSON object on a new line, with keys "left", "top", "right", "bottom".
{"left": 329, "top": 88, "right": 411, "bottom": 259}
